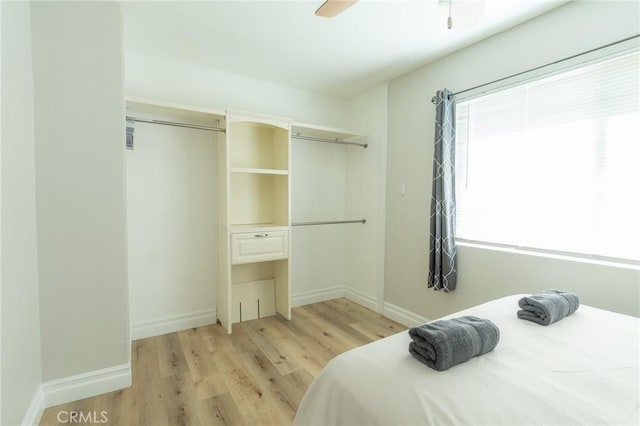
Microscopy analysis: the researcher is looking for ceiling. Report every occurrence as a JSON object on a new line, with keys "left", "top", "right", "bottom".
{"left": 123, "top": 0, "right": 569, "bottom": 99}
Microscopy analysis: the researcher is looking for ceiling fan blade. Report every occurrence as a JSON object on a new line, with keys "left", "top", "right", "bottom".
{"left": 315, "top": 0, "right": 358, "bottom": 18}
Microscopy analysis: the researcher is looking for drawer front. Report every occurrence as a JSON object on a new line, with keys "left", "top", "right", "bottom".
{"left": 231, "top": 231, "right": 288, "bottom": 264}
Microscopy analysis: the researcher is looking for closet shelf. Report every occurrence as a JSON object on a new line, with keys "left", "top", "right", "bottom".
{"left": 230, "top": 167, "right": 288, "bottom": 175}
{"left": 291, "top": 121, "right": 359, "bottom": 140}
{"left": 230, "top": 223, "right": 289, "bottom": 233}
{"left": 291, "top": 122, "right": 366, "bottom": 148}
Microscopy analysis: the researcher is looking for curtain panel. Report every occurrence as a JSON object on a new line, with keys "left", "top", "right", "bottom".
{"left": 428, "top": 89, "right": 457, "bottom": 292}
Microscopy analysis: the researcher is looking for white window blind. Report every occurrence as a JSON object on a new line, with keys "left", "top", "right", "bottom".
{"left": 455, "top": 50, "right": 640, "bottom": 262}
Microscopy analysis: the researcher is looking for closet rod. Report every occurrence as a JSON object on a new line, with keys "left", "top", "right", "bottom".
{"left": 291, "top": 219, "right": 366, "bottom": 227}
{"left": 126, "top": 116, "right": 226, "bottom": 133}
{"left": 430, "top": 34, "right": 640, "bottom": 104}
{"left": 292, "top": 134, "right": 368, "bottom": 148}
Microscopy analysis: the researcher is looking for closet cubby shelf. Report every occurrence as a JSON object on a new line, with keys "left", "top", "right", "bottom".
{"left": 230, "top": 167, "right": 288, "bottom": 175}
{"left": 230, "top": 223, "right": 288, "bottom": 233}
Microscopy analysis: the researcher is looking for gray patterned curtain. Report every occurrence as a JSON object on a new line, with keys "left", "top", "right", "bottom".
{"left": 428, "top": 89, "right": 457, "bottom": 292}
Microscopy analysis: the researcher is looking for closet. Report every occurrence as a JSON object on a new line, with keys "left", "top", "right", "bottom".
{"left": 125, "top": 99, "right": 367, "bottom": 337}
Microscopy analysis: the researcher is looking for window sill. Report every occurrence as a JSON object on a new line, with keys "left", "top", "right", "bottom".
{"left": 455, "top": 240, "right": 640, "bottom": 271}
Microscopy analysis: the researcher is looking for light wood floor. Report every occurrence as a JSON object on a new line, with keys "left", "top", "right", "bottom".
{"left": 40, "top": 298, "right": 406, "bottom": 426}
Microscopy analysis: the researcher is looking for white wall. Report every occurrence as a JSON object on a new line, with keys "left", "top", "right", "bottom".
{"left": 126, "top": 122, "right": 217, "bottom": 338}
{"left": 385, "top": 0, "right": 640, "bottom": 320}
{"left": 31, "top": 1, "right": 130, "bottom": 381}
{"left": 345, "top": 83, "right": 389, "bottom": 311}
{"left": 0, "top": 2, "right": 42, "bottom": 424}
{"left": 291, "top": 141, "right": 349, "bottom": 304}
{"left": 125, "top": 51, "right": 348, "bottom": 129}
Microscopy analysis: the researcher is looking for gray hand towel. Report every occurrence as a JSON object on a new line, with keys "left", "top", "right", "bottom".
{"left": 408, "top": 316, "right": 500, "bottom": 371}
{"left": 517, "top": 289, "right": 579, "bottom": 326}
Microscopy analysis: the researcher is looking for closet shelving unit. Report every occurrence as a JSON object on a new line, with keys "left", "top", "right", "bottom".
{"left": 217, "top": 111, "right": 292, "bottom": 333}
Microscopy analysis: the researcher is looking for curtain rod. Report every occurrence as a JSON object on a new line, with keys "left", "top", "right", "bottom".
{"left": 431, "top": 34, "right": 639, "bottom": 104}
{"left": 126, "top": 116, "right": 225, "bottom": 133}
{"left": 292, "top": 134, "right": 368, "bottom": 148}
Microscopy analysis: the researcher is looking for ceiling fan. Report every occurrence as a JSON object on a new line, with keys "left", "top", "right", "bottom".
{"left": 315, "top": 0, "right": 484, "bottom": 30}
{"left": 315, "top": 0, "right": 358, "bottom": 18}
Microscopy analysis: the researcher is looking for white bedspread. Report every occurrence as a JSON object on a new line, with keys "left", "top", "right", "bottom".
{"left": 294, "top": 295, "right": 639, "bottom": 426}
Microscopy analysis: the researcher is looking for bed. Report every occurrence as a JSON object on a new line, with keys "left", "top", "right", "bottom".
{"left": 294, "top": 295, "right": 639, "bottom": 426}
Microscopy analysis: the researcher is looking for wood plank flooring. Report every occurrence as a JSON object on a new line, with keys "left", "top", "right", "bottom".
{"left": 39, "top": 298, "right": 406, "bottom": 426}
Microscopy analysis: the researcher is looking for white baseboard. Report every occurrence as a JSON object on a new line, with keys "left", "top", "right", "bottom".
{"left": 21, "top": 385, "right": 44, "bottom": 426}
{"left": 131, "top": 308, "right": 217, "bottom": 340}
{"left": 22, "top": 363, "right": 133, "bottom": 424}
{"left": 42, "top": 363, "right": 132, "bottom": 409}
{"left": 383, "top": 301, "right": 430, "bottom": 327}
{"left": 291, "top": 286, "right": 345, "bottom": 307}
{"left": 344, "top": 287, "right": 381, "bottom": 313}
{"left": 293, "top": 287, "right": 430, "bottom": 329}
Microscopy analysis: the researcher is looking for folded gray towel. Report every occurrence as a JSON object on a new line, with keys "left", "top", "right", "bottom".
{"left": 517, "top": 289, "right": 579, "bottom": 326}
{"left": 408, "top": 316, "right": 500, "bottom": 371}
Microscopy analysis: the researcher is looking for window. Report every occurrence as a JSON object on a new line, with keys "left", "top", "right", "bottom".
{"left": 455, "top": 50, "right": 639, "bottom": 262}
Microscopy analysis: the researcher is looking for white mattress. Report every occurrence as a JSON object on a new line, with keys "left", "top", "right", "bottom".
{"left": 294, "top": 295, "right": 639, "bottom": 426}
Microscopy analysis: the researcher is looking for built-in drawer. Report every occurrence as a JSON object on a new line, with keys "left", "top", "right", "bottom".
{"left": 230, "top": 230, "right": 289, "bottom": 265}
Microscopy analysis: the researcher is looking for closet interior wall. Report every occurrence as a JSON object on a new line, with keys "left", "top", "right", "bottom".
{"left": 126, "top": 102, "right": 222, "bottom": 339}
{"left": 290, "top": 140, "right": 350, "bottom": 305}
{"left": 290, "top": 108, "right": 386, "bottom": 311}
